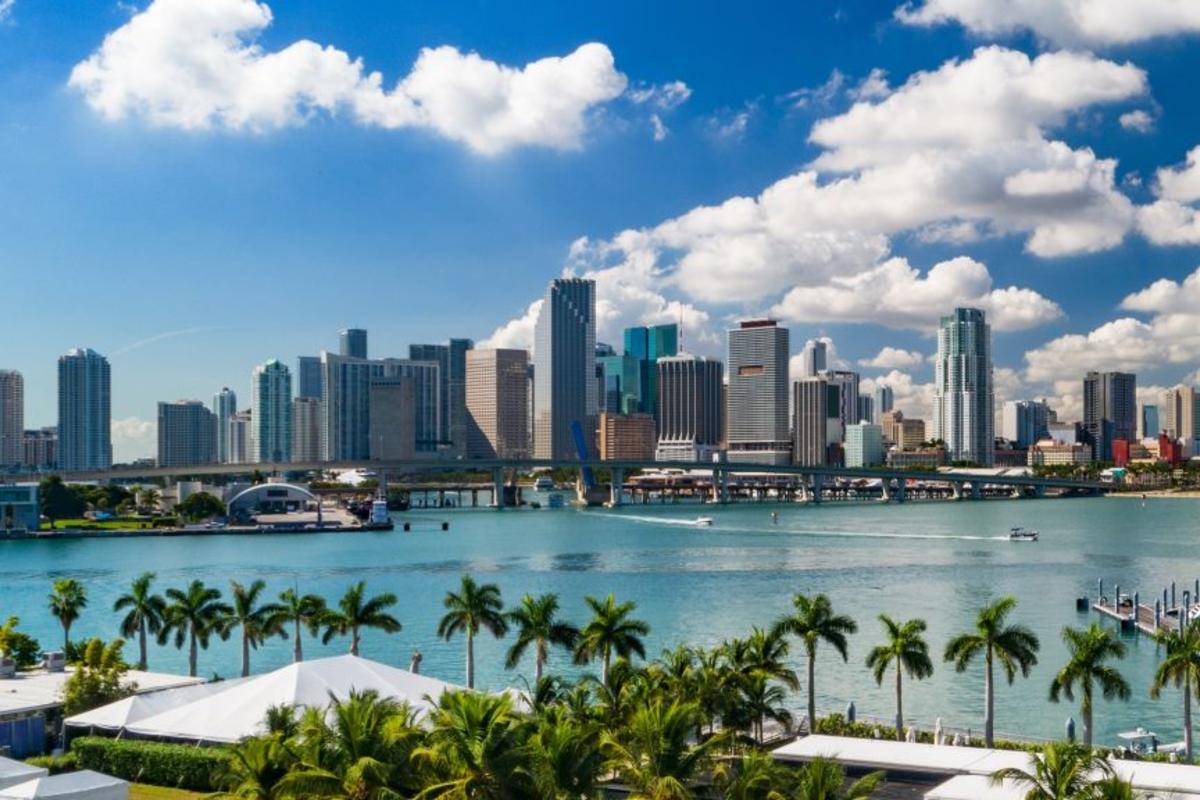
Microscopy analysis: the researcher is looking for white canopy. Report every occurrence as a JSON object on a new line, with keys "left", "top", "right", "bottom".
{"left": 1110, "top": 759, "right": 1200, "bottom": 796}
{"left": 772, "top": 735, "right": 1031, "bottom": 777}
{"left": 924, "top": 775, "right": 1028, "bottom": 800}
{"left": 64, "top": 678, "right": 247, "bottom": 731}
{"left": 0, "top": 759, "right": 47, "bottom": 791}
{"left": 123, "top": 654, "right": 464, "bottom": 743}
{"left": 0, "top": 771, "right": 127, "bottom": 800}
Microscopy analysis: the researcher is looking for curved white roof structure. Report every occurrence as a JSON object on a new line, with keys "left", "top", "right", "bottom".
{"left": 0, "top": 771, "right": 126, "bottom": 800}
{"left": 0, "top": 759, "right": 47, "bottom": 792}
{"left": 64, "top": 678, "right": 247, "bottom": 732}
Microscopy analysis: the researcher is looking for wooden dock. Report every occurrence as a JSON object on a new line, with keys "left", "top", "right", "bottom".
{"left": 1090, "top": 576, "right": 1190, "bottom": 636}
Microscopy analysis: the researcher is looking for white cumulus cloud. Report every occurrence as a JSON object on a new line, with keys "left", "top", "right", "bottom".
{"left": 1137, "top": 145, "right": 1200, "bottom": 245}
{"left": 1119, "top": 110, "right": 1155, "bottom": 133}
{"left": 858, "top": 347, "right": 926, "bottom": 370}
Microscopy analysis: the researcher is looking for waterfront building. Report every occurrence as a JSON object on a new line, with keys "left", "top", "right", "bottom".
{"left": 1083, "top": 371, "right": 1136, "bottom": 462}
{"left": 319, "top": 352, "right": 373, "bottom": 461}
{"left": 465, "top": 348, "right": 529, "bottom": 459}
{"left": 368, "top": 376, "right": 416, "bottom": 461}
{"left": 1001, "top": 399, "right": 1050, "bottom": 449}
{"left": 410, "top": 339, "right": 473, "bottom": 454}
{"left": 932, "top": 308, "right": 994, "bottom": 465}
{"left": 291, "top": 397, "right": 322, "bottom": 463}
{"left": 22, "top": 427, "right": 56, "bottom": 470}
{"left": 1140, "top": 403, "right": 1160, "bottom": 439}
{"left": 845, "top": 423, "right": 883, "bottom": 467}
{"left": 886, "top": 447, "right": 946, "bottom": 468}
{"left": 1028, "top": 438, "right": 1091, "bottom": 467}
{"left": 874, "top": 385, "right": 894, "bottom": 416}
{"left": 57, "top": 348, "right": 111, "bottom": 471}
{"left": 156, "top": 400, "right": 217, "bottom": 468}
{"left": 857, "top": 395, "right": 874, "bottom": 425}
{"left": 597, "top": 352, "right": 641, "bottom": 415}
{"left": 993, "top": 443, "right": 1029, "bottom": 467}
{"left": 0, "top": 482, "right": 39, "bottom": 531}
{"left": 0, "top": 370, "right": 23, "bottom": 468}
{"left": 229, "top": 410, "right": 251, "bottom": 464}
{"left": 623, "top": 323, "right": 678, "bottom": 419}
{"left": 251, "top": 360, "right": 292, "bottom": 463}
{"left": 799, "top": 339, "right": 828, "bottom": 378}
{"left": 339, "top": 328, "right": 368, "bottom": 360}
{"left": 1161, "top": 386, "right": 1198, "bottom": 455}
{"left": 533, "top": 278, "right": 596, "bottom": 460}
{"left": 377, "top": 359, "right": 441, "bottom": 453}
{"left": 727, "top": 320, "right": 791, "bottom": 465}
{"left": 598, "top": 413, "right": 656, "bottom": 460}
{"left": 296, "top": 356, "right": 323, "bottom": 400}
{"left": 655, "top": 354, "right": 723, "bottom": 462}
{"left": 212, "top": 387, "right": 237, "bottom": 464}
{"left": 793, "top": 377, "right": 838, "bottom": 466}
{"left": 823, "top": 370, "right": 860, "bottom": 440}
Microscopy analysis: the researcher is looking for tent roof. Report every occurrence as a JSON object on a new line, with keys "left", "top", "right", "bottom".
{"left": 123, "top": 655, "right": 463, "bottom": 743}
{"left": 0, "top": 759, "right": 47, "bottom": 791}
{"left": 0, "top": 770, "right": 127, "bottom": 800}
{"left": 64, "top": 678, "right": 248, "bottom": 730}
{"left": 923, "top": 775, "right": 1028, "bottom": 800}
{"left": 772, "top": 735, "right": 1031, "bottom": 776}
{"left": 1110, "top": 759, "right": 1200, "bottom": 795}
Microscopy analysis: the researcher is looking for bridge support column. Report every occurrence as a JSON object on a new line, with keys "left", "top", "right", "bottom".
{"left": 491, "top": 468, "right": 504, "bottom": 509}
{"left": 1034, "top": 484, "right": 1046, "bottom": 499}
{"left": 609, "top": 468, "right": 624, "bottom": 507}
{"left": 895, "top": 480, "right": 906, "bottom": 503}
{"left": 970, "top": 482, "right": 982, "bottom": 501}
{"left": 951, "top": 482, "right": 963, "bottom": 500}
{"left": 810, "top": 474, "right": 824, "bottom": 504}
{"left": 881, "top": 480, "right": 892, "bottom": 502}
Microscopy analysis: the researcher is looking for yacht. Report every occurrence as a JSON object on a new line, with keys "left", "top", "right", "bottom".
{"left": 694, "top": 516, "right": 714, "bottom": 527}
{"left": 533, "top": 476, "right": 556, "bottom": 491}
{"left": 1008, "top": 527, "right": 1039, "bottom": 542}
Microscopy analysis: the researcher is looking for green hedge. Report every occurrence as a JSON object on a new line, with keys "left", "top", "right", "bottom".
{"left": 70, "top": 736, "right": 229, "bottom": 791}
{"left": 25, "top": 753, "right": 76, "bottom": 775}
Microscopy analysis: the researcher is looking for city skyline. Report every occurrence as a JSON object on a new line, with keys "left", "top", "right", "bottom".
{"left": 4, "top": 1, "right": 1200, "bottom": 459}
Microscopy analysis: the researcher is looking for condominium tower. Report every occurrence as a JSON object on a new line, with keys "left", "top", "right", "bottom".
{"left": 340, "top": 328, "right": 368, "bottom": 360}
{"left": 655, "top": 354, "right": 723, "bottom": 462}
{"left": 727, "top": 320, "right": 790, "bottom": 465}
{"left": 1002, "top": 399, "right": 1050, "bottom": 449}
{"left": 410, "top": 339, "right": 473, "bottom": 453}
{"left": 465, "top": 348, "right": 529, "bottom": 459}
{"left": 157, "top": 400, "right": 217, "bottom": 468}
{"left": 793, "top": 376, "right": 837, "bottom": 466}
{"left": 213, "top": 387, "right": 237, "bottom": 464}
{"left": 1083, "top": 371, "right": 1136, "bottom": 462}
{"left": 533, "top": 278, "right": 596, "bottom": 460}
{"left": 251, "top": 359, "right": 292, "bottom": 463}
{"left": 57, "top": 348, "right": 111, "bottom": 471}
{"left": 291, "top": 397, "right": 322, "bottom": 462}
{"left": 0, "top": 370, "right": 23, "bottom": 468}
{"left": 1161, "top": 385, "right": 1198, "bottom": 445}
{"left": 932, "top": 308, "right": 994, "bottom": 465}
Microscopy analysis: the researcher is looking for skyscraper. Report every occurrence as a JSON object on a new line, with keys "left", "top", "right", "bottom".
{"left": 874, "top": 385, "right": 894, "bottom": 416}
{"left": 251, "top": 359, "right": 292, "bottom": 463}
{"left": 932, "top": 308, "right": 994, "bottom": 465}
{"left": 727, "top": 320, "right": 791, "bottom": 464}
{"left": 1083, "top": 371, "right": 1136, "bottom": 462}
{"left": 845, "top": 423, "right": 884, "bottom": 467}
{"left": 340, "top": 328, "right": 368, "bottom": 359}
{"left": 320, "top": 352, "right": 373, "bottom": 461}
{"left": 1161, "top": 386, "right": 1197, "bottom": 445}
{"left": 368, "top": 376, "right": 416, "bottom": 461}
{"left": 157, "top": 401, "right": 217, "bottom": 468}
{"left": 229, "top": 410, "right": 251, "bottom": 464}
{"left": 623, "top": 323, "right": 678, "bottom": 419}
{"left": 856, "top": 395, "right": 875, "bottom": 425}
{"left": 655, "top": 354, "right": 723, "bottom": 462}
{"left": 0, "top": 370, "right": 23, "bottom": 468}
{"left": 410, "top": 339, "right": 473, "bottom": 453}
{"left": 823, "top": 370, "right": 861, "bottom": 440}
{"left": 465, "top": 348, "right": 529, "bottom": 459}
{"left": 533, "top": 278, "right": 596, "bottom": 460}
{"left": 213, "top": 387, "right": 237, "bottom": 464}
{"left": 1140, "top": 403, "right": 1160, "bottom": 439}
{"left": 296, "top": 356, "right": 323, "bottom": 400}
{"left": 793, "top": 377, "right": 837, "bottom": 466}
{"left": 377, "top": 359, "right": 441, "bottom": 452}
{"left": 291, "top": 397, "right": 322, "bottom": 462}
{"left": 799, "top": 339, "right": 828, "bottom": 378}
{"left": 57, "top": 348, "right": 111, "bottom": 471}
{"left": 1001, "top": 399, "right": 1050, "bottom": 448}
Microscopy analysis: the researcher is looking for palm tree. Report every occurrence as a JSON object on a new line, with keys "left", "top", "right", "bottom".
{"left": 48, "top": 578, "right": 88, "bottom": 653}
{"left": 214, "top": 736, "right": 295, "bottom": 800}
{"left": 772, "top": 594, "right": 857, "bottom": 731}
{"left": 574, "top": 593, "right": 651, "bottom": 686}
{"left": 1150, "top": 623, "right": 1200, "bottom": 761}
{"left": 504, "top": 592, "right": 579, "bottom": 684}
{"left": 320, "top": 581, "right": 401, "bottom": 657}
{"left": 944, "top": 595, "right": 1040, "bottom": 747}
{"left": 437, "top": 575, "right": 508, "bottom": 690}
{"left": 741, "top": 672, "right": 794, "bottom": 745}
{"left": 601, "top": 698, "right": 725, "bottom": 800}
{"left": 795, "top": 758, "right": 885, "bottom": 800}
{"left": 414, "top": 691, "right": 531, "bottom": 799}
{"left": 226, "top": 580, "right": 288, "bottom": 678}
{"left": 113, "top": 572, "right": 166, "bottom": 670}
{"left": 526, "top": 711, "right": 605, "bottom": 800}
{"left": 137, "top": 487, "right": 160, "bottom": 515}
{"left": 713, "top": 750, "right": 792, "bottom": 800}
{"left": 158, "top": 579, "right": 233, "bottom": 677}
{"left": 277, "top": 587, "right": 326, "bottom": 663}
{"left": 990, "top": 741, "right": 1113, "bottom": 799}
{"left": 865, "top": 614, "right": 933, "bottom": 739}
{"left": 1049, "top": 623, "right": 1130, "bottom": 747}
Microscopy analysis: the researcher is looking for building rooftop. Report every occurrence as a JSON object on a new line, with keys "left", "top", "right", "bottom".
{"left": 0, "top": 667, "right": 202, "bottom": 716}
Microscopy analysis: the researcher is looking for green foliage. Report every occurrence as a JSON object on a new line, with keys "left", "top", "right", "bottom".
{"left": 48, "top": 578, "right": 88, "bottom": 651}
{"left": 0, "top": 615, "right": 42, "bottom": 669}
{"left": 25, "top": 752, "right": 77, "bottom": 775}
{"left": 71, "top": 737, "right": 230, "bottom": 791}
{"left": 39, "top": 476, "right": 86, "bottom": 521}
{"left": 175, "top": 492, "right": 226, "bottom": 522}
{"left": 61, "top": 638, "right": 135, "bottom": 716}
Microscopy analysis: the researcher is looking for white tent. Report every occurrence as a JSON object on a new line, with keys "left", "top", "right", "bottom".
{"left": 123, "top": 654, "right": 464, "bottom": 743}
{"left": 0, "top": 771, "right": 127, "bottom": 800}
{"left": 0, "top": 759, "right": 47, "bottom": 791}
{"left": 924, "top": 775, "right": 1028, "bottom": 800}
{"left": 64, "top": 678, "right": 247, "bottom": 731}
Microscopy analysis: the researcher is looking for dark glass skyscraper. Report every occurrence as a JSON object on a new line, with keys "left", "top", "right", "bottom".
{"left": 622, "top": 324, "right": 678, "bottom": 419}
{"left": 339, "top": 328, "right": 368, "bottom": 360}
{"left": 58, "top": 348, "right": 111, "bottom": 471}
{"left": 409, "top": 339, "right": 474, "bottom": 453}
{"left": 1083, "top": 371, "right": 1136, "bottom": 462}
{"left": 533, "top": 278, "right": 596, "bottom": 460}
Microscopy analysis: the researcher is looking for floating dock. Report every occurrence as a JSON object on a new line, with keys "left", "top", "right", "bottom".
{"left": 1089, "top": 577, "right": 1194, "bottom": 635}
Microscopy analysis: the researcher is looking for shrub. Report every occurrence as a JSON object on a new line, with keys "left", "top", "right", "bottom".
{"left": 71, "top": 736, "right": 229, "bottom": 791}
{"left": 25, "top": 753, "right": 76, "bottom": 774}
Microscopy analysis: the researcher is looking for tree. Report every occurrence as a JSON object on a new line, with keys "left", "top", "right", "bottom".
{"left": 321, "top": 581, "right": 401, "bottom": 657}
{"left": 136, "top": 487, "right": 161, "bottom": 515}
{"left": 574, "top": 593, "right": 651, "bottom": 686}
{"left": 159, "top": 580, "right": 233, "bottom": 677}
{"left": 1049, "top": 624, "right": 1130, "bottom": 747}
{"left": 943, "top": 596, "right": 1040, "bottom": 747}
{"left": 0, "top": 616, "right": 42, "bottom": 669}
{"left": 865, "top": 614, "right": 933, "bottom": 739}
{"left": 772, "top": 593, "right": 857, "bottom": 731}
{"left": 990, "top": 741, "right": 1113, "bottom": 800}
{"left": 601, "top": 698, "right": 725, "bottom": 800}
{"left": 61, "top": 638, "right": 136, "bottom": 716}
{"left": 48, "top": 578, "right": 88, "bottom": 653}
{"left": 214, "top": 736, "right": 296, "bottom": 800}
{"left": 526, "top": 710, "right": 604, "bottom": 800}
{"left": 176, "top": 491, "right": 226, "bottom": 522}
{"left": 438, "top": 575, "right": 508, "bottom": 690}
{"left": 414, "top": 691, "right": 531, "bottom": 799}
{"left": 794, "top": 758, "right": 884, "bottom": 800}
{"left": 505, "top": 592, "right": 580, "bottom": 684}
{"left": 39, "top": 476, "right": 85, "bottom": 524}
{"left": 278, "top": 587, "right": 326, "bottom": 663}
{"left": 113, "top": 572, "right": 166, "bottom": 670}
{"left": 1150, "top": 623, "right": 1200, "bottom": 761}
{"left": 226, "top": 580, "right": 288, "bottom": 678}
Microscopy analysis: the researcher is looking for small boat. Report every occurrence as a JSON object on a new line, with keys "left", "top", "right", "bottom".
{"left": 1008, "top": 527, "right": 1039, "bottom": 541}
{"left": 694, "top": 516, "right": 714, "bottom": 527}
{"left": 533, "top": 476, "right": 555, "bottom": 491}
{"left": 1117, "top": 727, "right": 1185, "bottom": 756}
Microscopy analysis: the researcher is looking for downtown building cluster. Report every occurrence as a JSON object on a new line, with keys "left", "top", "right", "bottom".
{"left": 0, "top": 279, "right": 1192, "bottom": 474}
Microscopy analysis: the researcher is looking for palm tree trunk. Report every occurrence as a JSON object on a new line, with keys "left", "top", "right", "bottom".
{"left": 351, "top": 625, "right": 359, "bottom": 656}
{"left": 535, "top": 641, "right": 545, "bottom": 684}
{"left": 293, "top": 618, "right": 303, "bottom": 662}
{"left": 985, "top": 645, "right": 994, "bottom": 747}
{"left": 1083, "top": 683, "right": 1093, "bottom": 747}
{"left": 63, "top": 623, "right": 70, "bottom": 654}
{"left": 807, "top": 645, "right": 817, "bottom": 732}
{"left": 1186, "top": 671, "right": 1193, "bottom": 762}
{"left": 602, "top": 647, "right": 611, "bottom": 687}
{"left": 241, "top": 631, "right": 251, "bottom": 678}
{"left": 466, "top": 630, "right": 475, "bottom": 689}
{"left": 895, "top": 666, "right": 904, "bottom": 740}
{"left": 138, "top": 620, "right": 148, "bottom": 671}
{"left": 188, "top": 629, "right": 198, "bottom": 678}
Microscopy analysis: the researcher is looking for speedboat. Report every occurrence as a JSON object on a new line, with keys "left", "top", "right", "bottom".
{"left": 694, "top": 516, "right": 714, "bottom": 527}
{"left": 533, "top": 476, "right": 555, "bottom": 491}
{"left": 1008, "top": 527, "right": 1039, "bottom": 541}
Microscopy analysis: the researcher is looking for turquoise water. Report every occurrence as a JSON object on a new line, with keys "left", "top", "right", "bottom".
{"left": 1, "top": 496, "right": 1196, "bottom": 745}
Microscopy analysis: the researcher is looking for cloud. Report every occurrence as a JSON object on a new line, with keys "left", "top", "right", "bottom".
{"left": 69, "top": 0, "right": 627, "bottom": 156}
{"left": 1136, "top": 146, "right": 1200, "bottom": 245}
{"left": 858, "top": 347, "right": 926, "bottom": 370}
{"left": 111, "top": 416, "right": 155, "bottom": 462}
{"left": 627, "top": 80, "right": 691, "bottom": 110}
{"left": 850, "top": 69, "right": 890, "bottom": 101}
{"left": 894, "top": 0, "right": 1200, "bottom": 47}
{"left": 0, "top": 1, "right": 13, "bottom": 23}
{"left": 1119, "top": 110, "right": 1155, "bottom": 133}
{"left": 770, "top": 256, "right": 1062, "bottom": 332}
{"left": 704, "top": 102, "right": 757, "bottom": 143}
{"left": 480, "top": 299, "right": 543, "bottom": 350}
{"left": 784, "top": 70, "right": 846, "bottom": 110}
{"left": 111, "top": 326, "right": 212, "bottom": 356}
{"left": 1153, "top": 145, "right": 1200, "bottom": 203}
{"left": 650, "top": 114, "right": 668, "bottom": 142}
{"left": 861, "top": 371, "right": 935, "bottom": 422}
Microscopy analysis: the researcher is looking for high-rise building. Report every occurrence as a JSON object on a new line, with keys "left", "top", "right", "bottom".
{"left": 727, "top": 320, "right": 791, "bottom": 464}
{"left": 368, "top": 376, "right": 416, "bottom": 461}
{"left": 465, "top": 348, "right": 529, "bottom": 459}
{"left": 22, "top": 427, "right": 56, "bottom": 470}
{"left": 1161, "top": 386, "right": 1197, "bottom": 445}
{"left": 533, "top": 278, "right": 596, "bottom": 460}
{"left": 0, "top": 370, "right": 23, "bottom": 467}
{"left": 339, "top": 328, "right": 368, "bottom": 360}
{"left": 881, "top": 410, "right": 925, "bottom": 451}
{"left": 598, "top": 413, "right": 656, "bottom": 460}
{"left": 823, "top": 370, "right": 861, "bottom": 440}
{"left": 1140, "top": 403, "right": 1160, "bottom": 440}
{"left": 874, "top": 385, "right": 894, "bottom": 416}
{"left": 1083, "top": 371, "right": 1136, "bottom": 462}
{"left": 320, "top": 352, "right": 373, "bottom": 461}
{"left": 251, "top": 360, "right": 292, "bottom": 463}
{"left": 857, "top": 395, "right": 875, "bottom": 425}
{"left": 58, "top": 348, "right": 112, "bottom": 471}
{"left": 623, "top": 324, "right": 678, "bottom": 419}
{"left": 378, "top": 359, "right": 441, "bottom": 452}
{"left": 213, "top": 387, "right": 237, "bottom": 464}
{"left": 157, "top": 400, "right": 217, "bottom": 468}
{"left": 793, "top": 377, "right": 838, "bottom": 466}
{"left": 229, "top": 410, "right": 251, "bottom": 464}
{"left": 799, "top": 339, "right": 828, "bottom": 378}
{"left": 410, "top": 339, "right": 473, "bottom": 453}
{"left": 1001, "top": 399, "right": 1050, "bottom": 449}
{"left": 655, "top": 354, "right": 723, "bottom": 462}
{"left": 296, "top": 356, "right": 323, "bottom": 400}
{"left": 845, "top": 423, "right": 884, "bottom": 467}
{"left": 291, "top": 397, "right": 322, "bottom": 462}
{"left": 597, "top": 353, "right": 641, "bottom": 415}
{"left": 932, "top": 308, "right": 994, "bottom": 465}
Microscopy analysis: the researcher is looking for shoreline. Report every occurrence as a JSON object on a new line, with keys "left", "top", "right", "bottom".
{"left": 1110, "top": 490, "right": 1200, "bottom": 499}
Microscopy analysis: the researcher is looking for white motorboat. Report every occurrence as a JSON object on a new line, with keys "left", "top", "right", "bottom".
{"left": 1008, "top": 527, "right": 1039, "bottom": 541}
{"left": 694, "top": 516, "right": 714, "bottom": 527}
{"left": 533, "top": 476, "right": 556, "bottom": 491}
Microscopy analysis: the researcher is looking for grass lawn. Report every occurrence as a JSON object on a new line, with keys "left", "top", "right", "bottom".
{"left": 129, "top": 784, "right": 204, "bottom": 800}
{"left": 40, "top": 518, "right": 157, "bottom": 531}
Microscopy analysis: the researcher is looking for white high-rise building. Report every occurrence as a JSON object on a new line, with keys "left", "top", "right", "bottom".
{"left": 845, "top": 422, "right": 884, "bottom": 467}
{"left": 229, "top": 410, "right": 251, "bottom": 464}
{"left": 251, "top": 360, "right": 292, "bottom": 463}
{"left": 793, "top": 376, "right": 834, "bottom": 466}
{"left": 0, "top": 370, "right": 23, "bottom": 468}
{"left": 1162, "top": 385, "right": 1198, "bottom": 444}
{"left": 57, "top": 348, "right": 111, "bottom": 471}
{"left": 932, "top": 308, "right": 994, "bottom": 465}
{"left": 727, "top": 320, "right": 791, "bottom": 465}
{"left": 655, "top": 354, "right": 723, "bottom": 462}
{"left": 213, "top": 387, "right": 237, "bottom": 464}
{"left": 533, "top": 278, "right": 596, "bottom": 460}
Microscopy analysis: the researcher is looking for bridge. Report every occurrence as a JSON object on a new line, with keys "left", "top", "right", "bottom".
{"left": 48, "top": 458, "right": 1109, "bottom": 507}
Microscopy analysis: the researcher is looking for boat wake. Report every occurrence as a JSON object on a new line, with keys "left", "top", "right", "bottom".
{"left": 586, "top": 512, "right": 716, "bottom": 527}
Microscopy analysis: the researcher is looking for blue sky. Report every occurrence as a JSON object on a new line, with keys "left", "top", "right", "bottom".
{"left": 4, "top": 0, "right": 1200, "bottom": 460}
